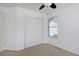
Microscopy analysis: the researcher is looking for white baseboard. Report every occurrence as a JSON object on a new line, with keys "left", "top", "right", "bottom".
{"left": 48, "top": 41, "right": 79, "bottom": 55}
{"left": 4, "top": 48, "right": 24, "bottom": 51}
{"left": 0, "top": 50, "right": 4, "bottom": 52}
{"left": 43, "top": 41, "right": 48, "bottom": 44}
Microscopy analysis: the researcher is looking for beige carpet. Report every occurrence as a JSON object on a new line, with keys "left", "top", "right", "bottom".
{"left": 0, "top": 44, "right": 78, "bottom": 56}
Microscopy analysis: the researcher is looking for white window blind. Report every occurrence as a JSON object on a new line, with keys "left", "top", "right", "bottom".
{"left": 48, "top": 16, "right": 58, "bottom": 38}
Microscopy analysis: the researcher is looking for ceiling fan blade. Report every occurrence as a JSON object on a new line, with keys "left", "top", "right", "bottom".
{"left": 39, "top": 5, "right": 45, "bottom": 10}
{"left": 50, "top": 3, "right": 56, "bottom": 9}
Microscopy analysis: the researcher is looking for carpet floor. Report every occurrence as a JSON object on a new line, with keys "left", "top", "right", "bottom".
{"left": 0, "top": 44, "right": 78, "bottom": 56}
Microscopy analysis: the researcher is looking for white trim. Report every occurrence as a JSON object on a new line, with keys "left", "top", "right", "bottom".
{"left": 0, "top": 50, "right": 4, "bottom": 52}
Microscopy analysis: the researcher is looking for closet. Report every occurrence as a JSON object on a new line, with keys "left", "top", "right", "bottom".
{"left": 0, "top": 7, "right": 45, "bottom": 51}
{"left": 0, "top": 11, "right": 6, "bottom": 50}
{"left": 24, "top": 16, "right": 43, "bottom": 48}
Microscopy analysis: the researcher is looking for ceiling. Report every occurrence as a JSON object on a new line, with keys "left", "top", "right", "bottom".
{"left": 0, "top": 3, "right": 75, "bottom": 15}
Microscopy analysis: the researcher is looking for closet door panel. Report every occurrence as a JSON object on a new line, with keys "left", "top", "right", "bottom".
{"left": 0, "top": 12, "right": 5, "bottom": 50}
{"left": 24, "top": 16, "right": 43, "bottom": 48}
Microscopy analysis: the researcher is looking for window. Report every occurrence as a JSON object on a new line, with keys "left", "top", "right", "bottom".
{"left": 48, "top": 16, "right": 58, "bottom": 38}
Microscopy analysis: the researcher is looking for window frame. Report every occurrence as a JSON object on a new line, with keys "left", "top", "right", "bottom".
{"left": 48, "top": 16, "right": 58, "bottom": 38}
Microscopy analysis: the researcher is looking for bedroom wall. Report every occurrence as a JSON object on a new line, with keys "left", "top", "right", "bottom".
{"left": 48, "top": 4, "right": 79, "bottom": 55}
{"left": 0, "top": 5, "right": 7, "bottom": 51}
{"left": 5, "top": 7, "right": 18, "bottom": 50}
{"left": 5, "top": 7, "right": 47, "bottom": 50}
{"left": 16, "top": 7, "right": 48, "bottom": 48}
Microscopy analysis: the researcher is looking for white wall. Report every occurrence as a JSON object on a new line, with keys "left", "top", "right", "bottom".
{"left": 43, "top": 17, "right": 48, "bottom": 43}
{"left": 16, "top": 7, "right": 25, "bottom": 50}
{"left": 4, "top": 7, "right": 47, "bottom": 50}
{"left": 24, "top": 16, "right": 43, "bottom": 48}
{"left": 0, "top": 5, "right": 7, "bottom": 51}
{"left": 0, "top": 6, "right": 7, "bottom": 13}
{"left": 1, "top": 4, "right": 79, "bottom": 55}
{"left": 16, "top": 7, "right": 47, "bottom": 18}
{"left": 5, "top": 7, "right": 18, "bottom": 50}
{"left": 16, "top": 7, "right": 48, "bottom": 48}
{"left": 48, "top": 4, "right": 79, "bottom": 55}
{"left": 5, "top": 7, "right": 25, "bottom": 50}
{"left": 0, "top": 5, "right": 48, "bottom": 51}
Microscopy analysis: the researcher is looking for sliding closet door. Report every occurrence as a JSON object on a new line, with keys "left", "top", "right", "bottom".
{"left": 24, "top": 16, "right": 43, "bottom": 48}
{"left": 0, "top": 12, "right": 5, "bottom": 50}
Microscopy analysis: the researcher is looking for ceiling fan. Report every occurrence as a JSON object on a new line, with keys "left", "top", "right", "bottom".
{"left": 39, "top": 3, "right": 57, "bottom": 10}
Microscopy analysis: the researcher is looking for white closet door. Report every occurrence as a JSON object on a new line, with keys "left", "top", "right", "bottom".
{"left": 0, "top": 12, "right": 5, "bottom": 50}
{"left": 24, "top": 16, "right": 43, "bottom": 48}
